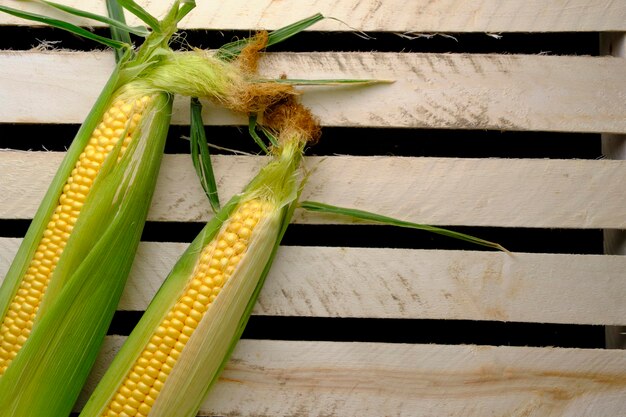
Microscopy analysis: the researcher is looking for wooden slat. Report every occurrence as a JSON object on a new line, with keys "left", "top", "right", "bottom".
{"left": 601, "top": 32, "right": 626, "bottom": 349}
{"left": 2, "top": 51, "right": 626, "bottom": 133}
{"left": 2, "top": 238, "right": 625, "bottom": 325}
{"left": 2, "top": 151, "right": 626, "bottom": 229}
{"left": 76, "top": 337, "right": 626, "bottom": 416}
{"left": 1, "top": 0, "right": 625, "bottom": 32}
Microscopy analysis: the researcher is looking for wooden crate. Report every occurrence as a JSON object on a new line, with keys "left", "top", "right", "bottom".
{"left": 1, "top": 1, "right": 625, "bottom": 416}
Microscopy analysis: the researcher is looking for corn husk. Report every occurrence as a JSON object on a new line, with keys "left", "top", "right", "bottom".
{"left": 80, "top": 116, "right": 309, "bottom": 417}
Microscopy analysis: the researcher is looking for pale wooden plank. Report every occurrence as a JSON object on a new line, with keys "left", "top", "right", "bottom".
{"left": 76, "top": 337, "right": 626, "bottom": 416}
{"left": 1, "top": 0, "right": 624, "bottom": 32}
{"left": 601, "top": 32, "right": 626, "bottom": 349}
{"left": 2, "top": 238, "right": 625, "bottom": 325}
{"left": 601, "top": 33, "right": 626, "bottom": 160}
{"left": 2, "top": 51, "right": 626, "bottom": 133}
{"left": 1, "top": 151, "right": 626, "bottom": 229}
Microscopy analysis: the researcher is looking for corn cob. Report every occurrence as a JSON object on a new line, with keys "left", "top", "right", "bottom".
{"left": 103, "top": 198, "right": 275, "bottom": 417}
{"left": 0, "top": 77, "right": 172, "bottom": 416}
{"left": 0, "top": 93, "right": 153, "bottom": 375}
{"left": 81, "top": 99, "right": 317, "bottom": 417}
{"left": 0, "top": 2, "right": 192, "bottom": 415}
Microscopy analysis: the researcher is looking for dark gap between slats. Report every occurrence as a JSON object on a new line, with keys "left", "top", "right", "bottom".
{"left": 0, "top": 222, "right": 604, "bottom": 255}
{"left": 107, "top": 313, "right": 605, "bottom": 349}
{"left": 0, "top": 124, "right": 602, "bottom": 159}
{"left": 282, "top": 225, "right": 604, "bottom": 255}
{"left": 0, "top": 27, "right": 599, "bottom": 55}
{"left": 142, "top": 223, "right": 603, "bottom": 255}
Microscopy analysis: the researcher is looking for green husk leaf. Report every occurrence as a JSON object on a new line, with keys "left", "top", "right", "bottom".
{"left": 106, "top": 0, "right": 135, "bottom": 63}
{"left": 176, "top": 0, "right": 195, "bottom": 21}
{"left": 264, "top": 13, "right": 324, "bottom": 48}
{"left": 216, "top": 13, "right": 324, "bottom": 60}
{"left": 300, "top": 201, "right": 509, "bottom": 252}
{"left": 39, "top": 0, "right": 150, "bottom": 37}
{"left": 248, "top": 113, "right": 270, "bottom": 153}
{"left": 259, "top": 124, "right": 280, "bottom": 148}
{"left": 0, "top": 4, "right": 127, "bottom": 49}
{"left": 190, "top": 97, "right": 220, "bottom": 213}
{"left": 116, "top": 0, "right": 161, "bottom": 32}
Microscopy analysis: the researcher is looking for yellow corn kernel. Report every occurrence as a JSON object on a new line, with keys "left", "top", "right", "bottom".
{"left": 100, "top": 199, "right": 273, "bottom": 416}
{"left": 0, "top": 96, "right": 153, "bottom": 375}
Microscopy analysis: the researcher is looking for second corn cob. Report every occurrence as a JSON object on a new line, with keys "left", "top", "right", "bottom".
{"left": 81, "top": 98, "right": 318, "bottom": 417}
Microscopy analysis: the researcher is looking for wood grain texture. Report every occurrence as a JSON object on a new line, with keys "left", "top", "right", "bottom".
{"left": 1, "top": 0, "right": 624, "bottom": 32}
{"left": 2, "top": 51, "right": 626, "bottom": 133}
{"left": 2, "top": 238, "right": 625, "bottom": 325}
{"left": 76, "top": 337, "right": 626, "bottom": 416}
{"left": 2, "top": 151, "right": 626, "bottom": 228}
{"left": 601, "top": 32, "right": 626, "bottom": 349}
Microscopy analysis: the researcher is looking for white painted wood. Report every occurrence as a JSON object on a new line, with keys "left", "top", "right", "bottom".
{"left": 76, "top": 337, "right": 626, "bottom": 416}
{"left": 1, "top": 0, "right": 624, "bottom": 32}
{"left": 2, "top": 51, "right": 626, "bottom": 133}
{"left": 2, "top": 238, "right": 625, "bottom": 325}
{"left": 2, "top": 151, "right": 626, "bottom": 228}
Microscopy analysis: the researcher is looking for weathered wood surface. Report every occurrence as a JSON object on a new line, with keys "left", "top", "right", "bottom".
{"left": 1, "top": 0, "right": 624, "bottom": 32}
{"left": 2, "top": 51, "right": 626, "bottom": 133}
{"left": 3, "top": 238, "right": 625, "bottom": 325}
{"left": 2, "top": 151, "right": 625, "bottom": 228}
{"left": 75, "top": 337, "right": 626, "bottom": 416}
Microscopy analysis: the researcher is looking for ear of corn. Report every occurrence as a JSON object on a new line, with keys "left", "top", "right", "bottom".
{"left": 0, "top": 66, "right": 134, "bottom": 372}
{"left": 0, "top": 2, "right": 198, "bottom": 415}
{"left": 80, "top": 123, "right": 308, "bottom": 417}
{"left": 0, "top": 65, "right": 123, "bottom": 334}
{"left": 0, "top": 83, "right": 173, "bottom": 416}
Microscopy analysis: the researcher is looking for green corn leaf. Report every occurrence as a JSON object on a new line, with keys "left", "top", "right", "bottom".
{"left": 216, "top": 13, "right": 324, "bottom": 60}
{"left": 264, "top": 13, "right": 325, "bottom": 48}
{"left": 106, "top": 0, "right": 134, "bottom": 63}
{"left": 176, "top": 0, "right": 196, "bottom": 21}
{"left": 247, "top": 113, "right": 270, "bottom": 153}
{"left": 190, "top": 97, "right": 221, "bottom": 213}
{"left": 300, "top": 201, "right": 509, "bottom": 252}
{"left": 38, "top": 0, "right": 150, "bottom": 37}
{"left": 0, "top": 4, "right": 127, "bottom": 49}
{"left": 259, "top": 124, "right": 280, "bottom": 148}
{"left": 117, "top": 0, "right": 161, "bottom": 32}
